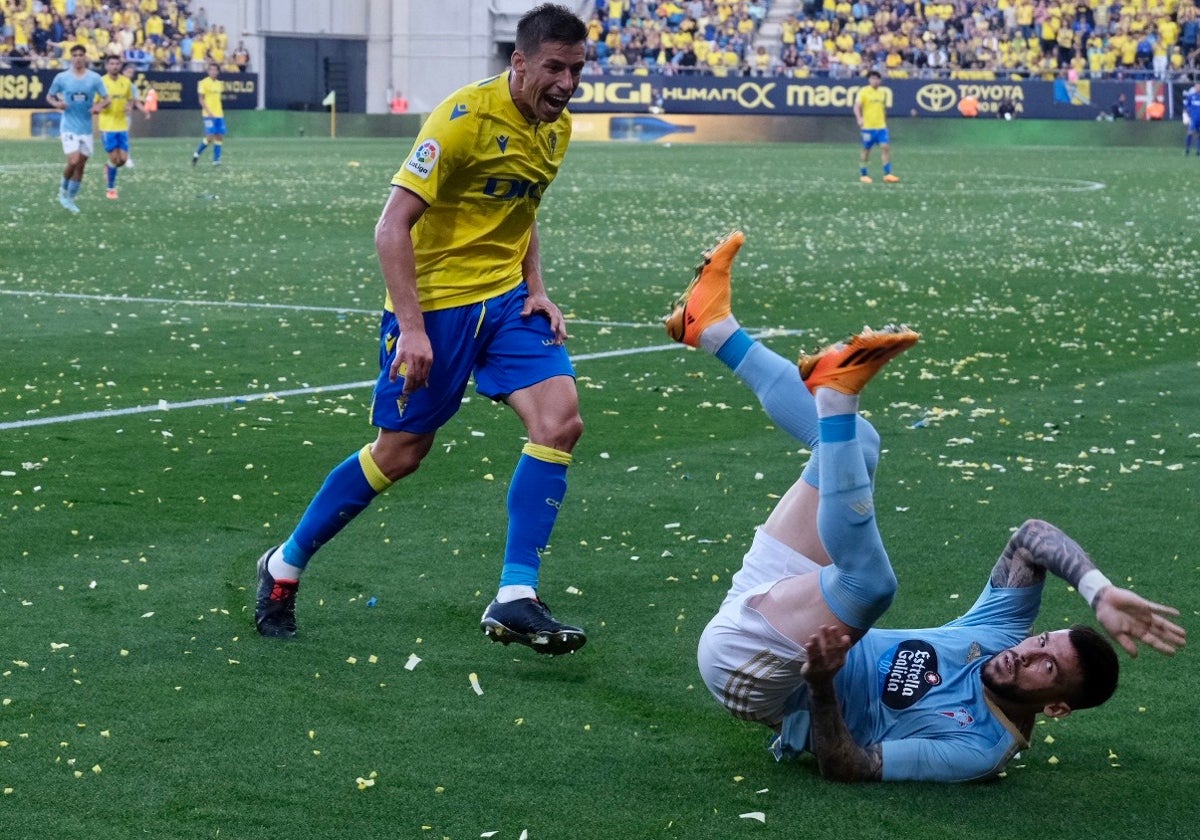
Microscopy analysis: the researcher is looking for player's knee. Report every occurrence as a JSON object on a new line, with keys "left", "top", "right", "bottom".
{"left": 532, "top": 411, "right": 582, "bottom": 452}
{"left": 371, "top": 435, "right": 434, "bottom": 482}
{"left": 820, "top": 560, "right": 897, "bottom": 629}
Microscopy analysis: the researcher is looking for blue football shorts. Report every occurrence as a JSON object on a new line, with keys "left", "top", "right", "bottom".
{"left": 203, "top": 117, "right": 227, "bottom": 136}
{"left": 860, "top": 128, "right": 890, "bottom": 149}
{"left": 369, "top": 281, "right": 575, "bottom": 434}
{"left": 101, "top": 131, "right": 129, "bottom": 153}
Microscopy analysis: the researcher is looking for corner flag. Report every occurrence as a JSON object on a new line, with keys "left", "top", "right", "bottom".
{"left": 322, "top": 90, "right": 336, "bottom": 107}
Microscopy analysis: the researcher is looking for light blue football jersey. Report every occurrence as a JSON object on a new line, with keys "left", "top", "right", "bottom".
{"left": 777, "top": 582, "right": 1043, "bottom": 782}
{"left": 48, "top": 69, "right": 108, "bottom": 135}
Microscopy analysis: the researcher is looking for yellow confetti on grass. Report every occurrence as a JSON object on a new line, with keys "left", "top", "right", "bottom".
{"left": 469, "top": 673, "right": 483, "bottom": 696}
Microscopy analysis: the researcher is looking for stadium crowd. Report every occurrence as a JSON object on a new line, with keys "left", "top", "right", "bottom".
{"left": 584, "top": 0, "right": 1200, "bottom": 79}
{"left": 0, "top": 0, "right": 251, "bottom": 72}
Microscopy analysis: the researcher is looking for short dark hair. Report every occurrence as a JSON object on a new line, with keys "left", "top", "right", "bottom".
{"left": 1066, "top": 624, "right": 1119, "bottom": 710}
{"left": 867, "top": 70, "right": 882, "bottom": 79}
{"left": 515, "top": 3, "right": 587, "bottom": 56}
{"left": 70, "top": 44, "right": 87, "bottom": 55}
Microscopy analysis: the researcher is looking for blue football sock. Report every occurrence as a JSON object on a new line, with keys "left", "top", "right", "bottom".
{"left": 213, "top": 143, "right": 222, "bottom": 162}
{"left": 499, "top": 444, "right": 571, "bottom": 589}
{"left": 106, "top": 165, "right": 116, "bottom": 189}
{"left": 60, "top": 176, "right": 69, "bottom": 194}
{"left": 883, "top": 162, "right": 893, "bottom": 175}
{"left": 860, "top": 166, "right": 868, "bottom": 176}
{"left": 281, "top": 445, "right": 392, "bottom": 569}
{"left": 714, "top": 328, "right": 754, "bottom": 370}
{"left": 67, "top": 179, "right": 81, "bottom": 198}
{"left": 195, "top": 141, "right": 208, "bottom": 157}
{"left": 732, "top": 341, "right": 819, "bottom": 448}
{"left": 816, "top": 431, "right": 896, "bottom": 629}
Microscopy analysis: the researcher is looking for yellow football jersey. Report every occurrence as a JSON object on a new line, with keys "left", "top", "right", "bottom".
{"left": 98, "top": 74, "right": 133, "bottom": 132}
{"left": 855, "top": 85, "right": 889, "bottom": 129}
{"left": 390, "top": 71, "right": 572, "bottom": 311}
{"left": 198, "top": 76, "right": 224, "bottom": 118}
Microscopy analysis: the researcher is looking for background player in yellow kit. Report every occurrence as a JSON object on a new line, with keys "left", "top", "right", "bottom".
{"left": 192, "top": 61, "right": 225, "bottom": 166}
{"left": 99, "top": 54, "right": 134, "bottom": 199}
{"left": 853, "top": 71, "right": 899, "bottom": 184}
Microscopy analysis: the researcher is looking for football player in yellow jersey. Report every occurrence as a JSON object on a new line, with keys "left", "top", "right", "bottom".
{"left": 98, "top": 55, "right": 133, "bottom": 199}
{"left": 852, "top": 70, "right": 899, "bottom": 183}
{"left": 256, "top": 5, "right": 591, "bottom": 656}
{"left": 191, "top": 62, "right": 225, "bottom": 166}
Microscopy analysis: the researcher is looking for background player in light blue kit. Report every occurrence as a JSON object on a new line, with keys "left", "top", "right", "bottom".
{"left": 1183, "top": 81, "right": 1200, "bottom": 155}
{"left": 667, "top": 230, "right": 1186, "bottom": 783}
{"left": 46, "top": 44, "right": 110, "bottom": 214}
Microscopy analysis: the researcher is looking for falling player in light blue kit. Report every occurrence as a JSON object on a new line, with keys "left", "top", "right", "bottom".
{"left": 1183, "top": 81, "right": 1200, "bottom": 156}
{"left": 667, "top": 231, "right": 1186, "bottom": 783}
{"left": 46, "top": 44, "right": 110, "bottom": 214}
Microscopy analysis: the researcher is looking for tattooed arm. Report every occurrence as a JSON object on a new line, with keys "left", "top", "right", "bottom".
{"left": 801, "top": 625, "right": 884, "bottom": 782}
{"left": 988, "top": 518, "right": 1096, "bottom": 592}
{"left": 990, "top": 519, "right": 1186, "bottom": 657}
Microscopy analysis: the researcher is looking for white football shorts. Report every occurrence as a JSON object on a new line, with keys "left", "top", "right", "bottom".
{"left": 696, "top": 528, "right": 821, "bottom": 728}
{"left": 61, "top": 131, "right": 94, "bottom": 157}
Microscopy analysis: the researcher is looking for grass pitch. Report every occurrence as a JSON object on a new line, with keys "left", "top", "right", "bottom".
{"left": 1, "top": 136, "right": 1197, "bottom": 839}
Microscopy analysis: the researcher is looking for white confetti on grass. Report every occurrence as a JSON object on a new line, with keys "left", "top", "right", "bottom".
{"left": 404, "top": 653, "right": 421, "bottom": 671}
{"left": 740, "top": 811, "right": 766, "bottom": 823}
{"left": 469, "top": 672, "right": 483, "bottom": 695}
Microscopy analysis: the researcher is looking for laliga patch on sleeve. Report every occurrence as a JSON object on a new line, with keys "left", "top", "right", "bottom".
{"left": 404, "top": 139, "right": 440, "bottom": 180}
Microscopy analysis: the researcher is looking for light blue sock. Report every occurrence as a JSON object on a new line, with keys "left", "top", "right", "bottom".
{"left": 67, "top": 179, "right": 81, "bottom": 198}
{"left": 281, "top": 446, "right": 391, "bottom": 569}
{"left": 815, "top": 429, "right": 896, "bottom": 629}
{"left": 732, "top": 341, "right": 820, "bottom": 448}
{"left": 499, "top": 444, "right": 570, "bottom": 589}
{"left": 60, "top": 176, "right": 69, "bottom": 194}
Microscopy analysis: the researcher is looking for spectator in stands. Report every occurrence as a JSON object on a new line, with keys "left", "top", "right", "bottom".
{"left": 233, "top": 40, "right": 250, "bottom": 72}
{"left": 125, "top": 43, "right": 151, "bottom": 72}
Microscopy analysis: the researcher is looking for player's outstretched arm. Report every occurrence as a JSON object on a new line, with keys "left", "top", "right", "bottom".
{"left": 802, "top": 625, "right": 883, "bottom": 782}
{"left": 989, "top": 518, "right": 1187, "bottom": 657}
{"left": 1093, "top": 586, "right": 1186, "bottom": 658}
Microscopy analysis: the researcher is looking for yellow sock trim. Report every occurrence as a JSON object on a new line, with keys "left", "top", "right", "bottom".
{"left": 522, "top": 442, "right": 572, "bottom": 467}
{"left": 358, "top": 444, "right": 394, "bottom": 492}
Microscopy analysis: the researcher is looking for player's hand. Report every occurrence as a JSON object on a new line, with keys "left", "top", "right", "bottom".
{"left": 521, "top": 292, "right": 569, "bottom": 344}
{"left": 389, "top": 327, "right": 433, "bottom": 401}
{"left": 801, "top": 624, "right": 852, "bottom": 683}
{"left": 1094, "top": 585, "right": 1187, "bottom": 657}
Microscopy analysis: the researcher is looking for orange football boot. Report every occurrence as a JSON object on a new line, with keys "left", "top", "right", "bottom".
{"left": 798, "top": 325, "right": 919, "bottom": 395}
{"left": 664, "top": 230, "right": 745, "bottom": 347}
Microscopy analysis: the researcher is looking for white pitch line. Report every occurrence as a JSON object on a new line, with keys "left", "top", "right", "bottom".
{"left": 0, "top": 330, "right": 805, "bottom": 432}
{"left": 0, "top": 288, "right": 658, "bottom": 329}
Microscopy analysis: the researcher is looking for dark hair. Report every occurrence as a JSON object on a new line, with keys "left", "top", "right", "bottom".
{"left": 70, "top": 44, "right": 87, "bottom": 55}
{"left": 867, "top": 70, "right": 882, "bottom": 79}
{"left": 515, "top": 4, "right": 587, "bottom": 56}
{"left": 1066, "top": 624, "right": 1119, "bottom": 710}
